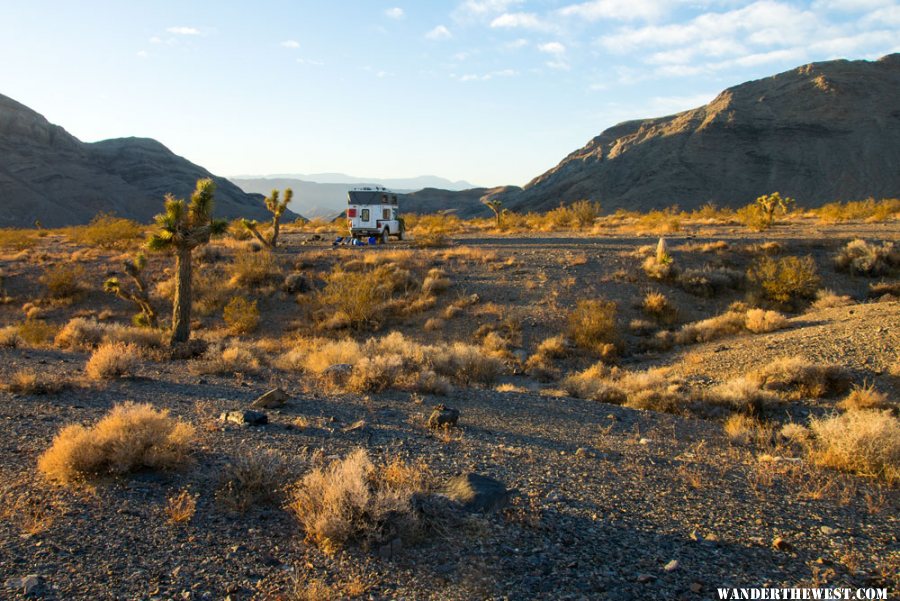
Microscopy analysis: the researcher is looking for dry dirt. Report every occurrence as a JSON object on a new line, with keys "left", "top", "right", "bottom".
{"left": 0, "top": 219, "right": 898, "bottom": 600}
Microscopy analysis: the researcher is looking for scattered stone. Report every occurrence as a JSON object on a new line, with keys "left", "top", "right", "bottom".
{"left": 7, "top": 575, "right": 43, "bottom": 597}
{"left": 251, "top": 388, "right": 289, "bottom": 409}
{"left": 772, "top": 536, "right": 793, "bottom": 552}
{"left": 444, "top": 473, "right": 509, "bottom": 513}
{"left": 220, "top": 410, "right": 268, "bottom": 426}
{"left": 428, "top": 404, "right": 460, "bottom": 429}
{"left": 636, "top": 573, "right": 656, "bottom": 583}
{"left": 342, "top": 419, "right": 367, "bottom": 432}
{"left": 690, "top": 582, "right": 704, "bottom": 593}
{"left": 663, "top": 559, "right": 679, "bottom": 572}
{"left": 820, "top": 526, "right": 837, "bottom": 536}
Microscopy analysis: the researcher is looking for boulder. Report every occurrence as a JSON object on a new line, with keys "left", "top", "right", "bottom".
{"left": 427, "top": 404, "right": 459, "bottom": 429}
{"left": 443, "top": 473, "right": 509, "bottom": 513}
{"left": 220, "top": 410, "right": 268, "bottom": 426}
{"left": 251, "top": 388, "right": 289, "bottom": 409}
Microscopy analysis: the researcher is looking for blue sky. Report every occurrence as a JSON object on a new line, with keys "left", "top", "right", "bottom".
{"left": 2, "top": 0, "right": 898, "bottom": 186}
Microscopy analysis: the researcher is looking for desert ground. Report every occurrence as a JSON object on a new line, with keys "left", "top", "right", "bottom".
{"left": 0, "top": 209, "right": 898, "bottom": 600}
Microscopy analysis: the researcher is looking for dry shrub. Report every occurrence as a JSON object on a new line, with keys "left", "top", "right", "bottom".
{"left": 641, "top": 291, "right": 677, "bottom": 324}
{"left": 747, "top": 255, "right": 820, "bottom": 306}
{"left": 808, "top": 410, "right": 899, "bottom": 483}
{"left": 55, "top": 317, "right": 164, "bottom": 350}
{"left": 165, "top": 489, "right": 197, "bottom": 524}
{"left": 0, "top": 228, "right": 38, "bottom": 251}
{"left": 38, "top": 402, "right": 194, "bottom": 484}
{"left": 642, "top": 255, "right": 675, "bottom": 280}
{"left": 411, "top": 214, "right": 458, "bottom": 247}
{"left": 724, "top": 414, "right": 764, "bottom": 444}
{"left": 562, "top": 364, "right": 683, "bottom": 412}
{"left": 751, "top": 357, "right": 849, "bottom": 399}
{"left": 193, "top": 342, "right": 261, "bottom": 375}
{"left": 744, "top": 308, "right": 787, "bottom": 333}
{"left": 708, "top": 377, "right": 777, "bottom": 415}
{"left": 422, "top": 269, "right": 451, "bottom": 294}
{"left": 288, "top": 449, "right": 427, "bottom": 553}
{"left": 779, "top": 422, "right": 811, "bottom": 445}
{"left": 677, "top": 267, "right": 744, "bottom": 297}
{"left": 0, "top": 325, "right": 22, "bottom": 348}
{"left": 423, "top": 317, "right": 444, "bottom": 331}
{"left": 228, "top": 250, "right": 282, "bottom": 288}
{"left": 810, "top": 289, "right": 854, "bottom": 310}
{"left": 562, "top": 362, "right": 624, "bottom": 403}
{"left": 317, "top": 265, "right": 417, "bottom": 328}
{"left": 64, "top": 214, "right": 143, "bottom": 249}
{"left": 4, "top": 370, "right": 67, "bottom": 395}
{"left": 839, "top": 384, "right": 891, "bottom": 411}
{"left": 16, "top": 320, "right": 59, "bottom": 347}
{"left": 223, "top": 296, "right": 260, "bottom": 334}
{"left": 218, "top": 449, "right": 294, "bottom": 512}
{"left": 834, "top": 240, "right": 899, "bottom": 276}
{"left": 85, "top": 342, "right": 141, "bottom": 380}
{"left": 40, "top": 264, "right": 86, "bottom": 300}
{"left": 566, "top": 299, "right": 618, "bottom": 354}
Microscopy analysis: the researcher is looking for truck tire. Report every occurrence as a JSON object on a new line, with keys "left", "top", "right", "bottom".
{"left": 381, "top": 228, "right": 389, "bottom": 244}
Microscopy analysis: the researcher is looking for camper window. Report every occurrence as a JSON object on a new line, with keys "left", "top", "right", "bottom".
{"left": 383, "top": 208, "right": 390, "bottom": 220}
{"left": 361, "top": 209, "right": 370, "bottom": 221}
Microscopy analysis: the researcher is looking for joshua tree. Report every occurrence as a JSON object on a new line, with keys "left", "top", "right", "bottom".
{"left": 755, "top": 192, "right": 795, "bottom": 228}
{"left": 103, "top": 252, "right": 157, "bottom": 328}
{"left": 482, "top": 198, "right": 504, "bottom": 228}
{"left": 147, "top": 178, "right": 226, "bottom": 345}
{"left": 242, "top": 188, "right": 293, "bottom": 248}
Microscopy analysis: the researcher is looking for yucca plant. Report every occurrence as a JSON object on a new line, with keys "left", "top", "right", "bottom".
{"left": 242, "top": 188, "right": 293, "bottom": 248}
{"left": 755, "top": 192, "right": 795, "bottom": 228}
{"left": 147, "top": 179, "right": 227, "bottom": 345}
{"left": 482, "top": 198, "right": 503, "bottom": 228}
{"left": 103, "top": 252, "right": 157, "bottom": 327}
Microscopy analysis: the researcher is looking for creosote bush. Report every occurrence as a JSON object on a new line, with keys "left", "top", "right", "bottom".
{"left": 833, "top": 239, "right": 898, "bottom": 276}
{"left": 228, "top": 250, "right": 283, "bottom": 288}
{"left": 288, "top": 449, "right": 428, "bottom": 554}
{"left": 566, "top": 299, "right": 618, "bottom": 356}
{"left": 55, "top": 317, "right": 165, "bottom": 350}
{"left": 218, "top": 449, "right": 295, "bottom": 513}
{"left": 751, "top": 357, "right": 849, "bottom": 399}
{"left": 223, "top": 296, "right": 260, "bottom": 334}
{"left": 807, "top": 410, "right": 899, "bottom": 483}
{"left": 85, "top": 342, "right": 141, "bottom": 380}
{"left": 40, "top": 264, "right": 86, "bottom": 300}
{"left": 63, "top": 214, "right": 143, "bottom": 249}
{"left": 747, "top": 255, "right": 820, "bottom": 307}
{"left": 38, "top": 402, "right": 195, "bottom": 484}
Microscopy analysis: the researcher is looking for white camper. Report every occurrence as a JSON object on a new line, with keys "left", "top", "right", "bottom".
{"left": 346, "top": 186, "right": 403, "bottom": 242}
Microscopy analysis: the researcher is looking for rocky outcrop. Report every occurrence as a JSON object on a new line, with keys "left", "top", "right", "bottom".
{"left": 0, "top": 93, "right": 297, "bottom": 227}
{"left": 503, "top": 54, "right": 900, "bottom": 213}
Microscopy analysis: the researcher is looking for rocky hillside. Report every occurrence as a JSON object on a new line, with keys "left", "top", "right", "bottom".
{"left": 503, "top": 54, "right": 900, "bottom": 213}
{"left": 403, "top": 186, "right": 514, "bottom": 218}
{"left": 0, "top": 94, "right": 296, "bottom": 228}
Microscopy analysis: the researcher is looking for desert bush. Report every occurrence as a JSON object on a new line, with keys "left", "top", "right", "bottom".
{"left": 218, "top": 449, "right": 295, "bottom": 512}
{"left": 85, "top": 342, "right": 141, "bottom": 380}
{"left": 40, "top": 264, "right": 86, "bottom": 300}
{"left": 423, "top": 317, "right": 444, "bottom": 331}
{"left": 55, "top": 317, "right": 165, "bottom": 350}
{"left": 667, "top": 309, "right": 764, "bottom": 346}
{"left": 63, "top": 214, "right": 143, "bottom": 249}
{"left": 566, "top": 299, "right": 619, "bottom": 355}
{"left": 4, "top": 370, "right": 67, "bottom": 395}
{"left": 724, "top": 414, "right": 768, "bottom": 445}
{"left": 38, "top": 402, "right": 195, "bottom": 484}
{"left": 421, "top": 268, "right": 451, "bottom": 294}
{"left": 815, "top": 198, "right": 900, "bottom": 223}
{"left": 228, "top": 250, "right": 282, "bottom": 288}
{"left": 288, "top": 449, "right": 427, "bottom": 553}
{"left": 642, "top": 240, "right": 676, "bottom": 280}
{"left": 747, "top": 255, "right": 820, "bottom": 306}
{"left": 810, "top": 289, "right": 854, "bottom": 310}
{"left": 833, "top": 240, "right": 898, "bottom": 276}
{"left": 744, "top": 308, "right": 787, "bottom": 333}
{"left": 193, "top": 342, "right": 261, "bottom": 375}
{"left": 410, "top": 214, "right": 459, "bottom": 247}
{"left": 0, "top": 325, "right": 22, "bottom": 347}
{"left": 223, "top": 296, "right": 260, "bottom": 334}
{"left": 839, "top": 384, "right": 891, "bottom": 411}
{"left": 0, "top": 228, "right": 38, "bottom": 251}
{"left": 676, "top": 266, "right": 744, "bottom": 297}
{"left": 708, "top": 377, "right": 777, "bottom": 414}
{"left": 808, "top": 410, "right": 899, "bottom": 483}
{"left": 751, "top": 357, "right": 849, "bottom": 399}
{"left": 562, "top": 364, "right": 684, "bottom": 413}
{"left": 16, "top": 320, "right": 59, "bottom": 347}
{"left": 641, "top": 291, "right": 677, "bottom": 324}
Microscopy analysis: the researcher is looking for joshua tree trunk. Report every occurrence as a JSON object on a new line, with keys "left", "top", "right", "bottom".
{"left": 271, "top": 216, "right": 281, "bottom": 248}
{"left": 171, "top": 247, "right": 193, "bottom": 344}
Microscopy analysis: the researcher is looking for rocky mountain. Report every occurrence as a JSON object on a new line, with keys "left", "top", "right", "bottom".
{"left": 502, "top": 53, "right": 900, "bottom": 213}
{"left": 0, "top": 94, "right": 296, "bottom": 228}
{"left": 402, "top": 186, "right": 514, "bottom": 218}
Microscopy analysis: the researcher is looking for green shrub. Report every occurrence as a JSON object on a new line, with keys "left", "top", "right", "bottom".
{"left": 228, "top": 250, "right": 282, "bottom": 288}
{"left": 64, "top": 214, "right": 143, "bottom": 249}
{"left": 747, "top": 255, "right": 820, "bottom": 306}
{"left": 223, "top": 296, "right": 260, "bottom": 334}
{"left": 567, "top": 299, "right": 618, "bottom": 355}
{"left": 40, "top": 264, "right": 86, "bottom": 300}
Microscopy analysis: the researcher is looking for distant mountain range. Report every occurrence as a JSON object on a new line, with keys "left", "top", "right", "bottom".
{"left": 0, "top": 94, "right": 296, "bottom": 228}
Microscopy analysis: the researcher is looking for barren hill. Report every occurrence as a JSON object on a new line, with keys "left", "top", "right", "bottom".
{"left": 0, "top": 94, "right": 296, "bottom": 227}
{"left": 503, "top": 54, "right": 900, "bottom": 213}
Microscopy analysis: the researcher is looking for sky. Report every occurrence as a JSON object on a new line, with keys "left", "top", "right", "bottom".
{"left": 1, "top": 1, "right": 899, "bottom": 187}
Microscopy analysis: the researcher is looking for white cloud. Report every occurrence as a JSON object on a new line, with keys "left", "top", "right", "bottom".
{"left": 136, "top": 50, "right": 148, "bottom": 58}
{"left": 385, "top": 7, "right": 405, "bottom": 19}
{"left": 297, "top": 57, "right": 325, "bottom": 66}
{"left": 281, "top": 40, "right": 300, "bottom": 49}
{"left": 812, "top": 0, "right": 893, "bottom": 11}
{"left": 559, "top": 0, "right": 667, "bottom": 21}
{"left": 455, "top": 68, "right": 518, "bottom": 81}
{"left": 149, "top": 36, "right": 163, "bottom": 44}
{"left": 861, "top": 5, "right": 900, "bottom": 25}
{"left": 505, "top": 38, "right": 529, "bottom": 49}
{"left": 490, "top": 12, "right": 545, "bottom": 29}
{"left": 166, "top": 26, "right": 201, "bottom": 35}
{"left": 425, "top": 24, "right": 453, "bottom": 40}
{"left": 454, "top": 0, "right": 524, "bottom": 21}
{"left": 538, "top": 41, "right": 566, "bottom": 55}
{"left": 545, "top": 59, "right": 571, "bottom": 70}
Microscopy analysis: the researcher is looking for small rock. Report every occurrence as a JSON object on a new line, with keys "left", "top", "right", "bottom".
{"left": 342, "top": 419, "right": 367, "bottom": 432}
{"left": 663, "top": 559, "right": 679, "bottom": 572}
{"left": 575, "top": 447, "right": 590, "bottom": 458}
{"left": 690, "top": 582, "right": 703, "bottom": 593}
{"left": 444, "top": 473, "right": 509, "bottom": 512}
{"left": 639, "top": 438, "right": 650, "bottom": 445}
{"left": 428, "top": 404, "right": 460, "bottom": 429}
{"left": 772, "top": 536, "right": 793, "bottom": 551}
{"left": 820, "top": 526, "right": 837, "bottom": 536}
{"left": 251, "top": 388, "right": 289, "bottom": 409}
{"left": 220, "top": 410, "right": 268, "bottom": 427}
{"left": 636, "top": 574, "right": 656, "bottom": 583}
{"left": 9, "top": 575, "right": 43, "bottom": 597}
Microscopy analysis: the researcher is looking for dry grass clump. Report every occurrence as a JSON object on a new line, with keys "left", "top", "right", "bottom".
{"left": 566, "top": 299, "right": 619, "bottom": 356}
{"left": 85, "top": 342, "right": 141, "bottom": 380}
{"left": 316, "top": 263, "right": 420, "bottom": 329}
{"left": 192, "top": 342, "right": 262, "bottom": 375}
{"left": 228, "top": 250, "right": 282, "bottom": 288}
{"left": 747, "top": 255, "right": 820, "bottom": 307}
{"left": 562, "top": 364, "right": 684, "bottom": 413}
{"left": 423, "top": 317, "right": 445, "bottom": 331}
{"left": 679, "top": 240, "right": 729, "bottom": 253}
{"left": 15, "top": 320, "right": 59, "bottom": 347}
{"left": 410, "top": 214, "right": 458, "bottom": 247}
{"left": 0, "top": 228, "right": 38, "bottom": 251}
{"left": 641, "top": 291, "right": 678, "bottom": 324}
{"left": 751, "top": 357, "right": 849, "bottom": 399}
{"left": 807, "top": 410, "right": 899, "bottom": 483}
{"left": 63, "top": 214, "right": 143, "bottom": 249}
{"left": 839, "top": 384, "right": 891, "bottom": 411}
{"left": 708, "top": 377, "right": 778, "bottom": 415}
{"left": 524, "top": 335, "right": 570, "bottom": 380}
{"left": 744, "top": 308, "right": 787, "bottom": 333}
{"left": 815, "top": 198, "right": 900, "bottom": 223}
{"left": 222, "top": 296, "right": 260, "bottom": 334}
{"left": 421, "top": 268, "right": 451, "bottom": 294}
{"left": 724, "top": 414, "right": 770, "bottom": 445}
{"left": 288, "top": 449, "right": 428, "bottom": 554}
{"left": 809, "top": 289, "right": 854, "bottom": 310}
{"left": 4, "top": 370, "right": 67, "bottom": 395}
{"left": 38, "top": 402, "right": 194, "bottom": 484}
{"left": 165, "top": 489, "right": 198, "bottom": 524}
{"left": 0, "top": 325, "right": 22, "bottom": 347}
{"left": 217, "top": 449, "right": 295, "bottom": 513}
{"left": 834, "top": 239, "right": 898, "bottom": 276}
{"left": 676, "top": 266, "right": 744, "bottom": 297}
{"left": 40, "top": 264, "right": 86, "bottom": 300}
{"left": 55, "top": 317, "right": 165, "bottom": 350}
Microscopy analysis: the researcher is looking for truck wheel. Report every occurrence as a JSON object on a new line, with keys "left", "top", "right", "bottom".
{"left": 381, "top": 228, "right": 389, "bottom": 244}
